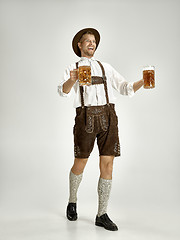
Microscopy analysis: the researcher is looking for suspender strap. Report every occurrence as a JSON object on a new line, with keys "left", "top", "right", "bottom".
{"left": 76, "top": 62, "right": 85, "bottom": 108}
{"left": 76, "top": 60, "right": 109, "bottom": 107}
{"left": 80, "top": 86, "right": 85, "bottom": 108}
{"left": 96, "top": 60, "right": 109, "bottom": 105}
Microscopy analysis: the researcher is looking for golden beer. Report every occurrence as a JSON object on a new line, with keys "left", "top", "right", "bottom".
{"left": 78, "top": 66, "right": 91, "bottom": 86}
{"left": 143, "top": 66, "right": 155, "bottom": 89}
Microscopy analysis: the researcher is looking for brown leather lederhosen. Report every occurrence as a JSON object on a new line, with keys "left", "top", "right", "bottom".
{"left": 73, "top": 60, "right": 120, "bottom": 158}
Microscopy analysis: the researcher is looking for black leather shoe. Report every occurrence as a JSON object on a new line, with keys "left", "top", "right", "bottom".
{"left": 66, "top": 203, "right": 78, "bottom": 221}
{"left": 95, "top": 213, "right": 118, "bottom": 231}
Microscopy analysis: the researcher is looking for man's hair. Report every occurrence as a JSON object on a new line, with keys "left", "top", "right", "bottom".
{"left": 79, "top": 31, "right": 96, "bottom": 43}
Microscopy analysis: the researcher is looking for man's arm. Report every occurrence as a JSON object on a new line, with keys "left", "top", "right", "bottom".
{"left": 133, "top": 79, "right": 144, "bottom": 93}
{"left": 63, "top": 69, "right": 78, "bottom": 94}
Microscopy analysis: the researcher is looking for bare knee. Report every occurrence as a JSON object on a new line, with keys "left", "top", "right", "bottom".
{"left": 99, "top": 156, "right": 114, "bottom": 179}
{"left": 101, "top": 162, "right": 113, "bottom": 178}
{"left": 71, "top": 158, "right": 88, "bottom": 175}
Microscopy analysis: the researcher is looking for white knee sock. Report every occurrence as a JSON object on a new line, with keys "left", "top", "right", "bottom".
{"left": 69, "top": 170, "right": 83, "bottom": 203}
{"left": 97, "top": 177, "right": 112, "bottom": 217}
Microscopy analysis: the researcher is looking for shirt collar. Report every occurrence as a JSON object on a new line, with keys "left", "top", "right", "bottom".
{"left": 80, "top": 57, "right": 96, "bottom": 61}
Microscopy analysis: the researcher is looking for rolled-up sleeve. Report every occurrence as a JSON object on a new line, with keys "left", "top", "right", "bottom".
{"left": 110, "top": 65, "right": 135, "bottom": 97}
{"left": 57, "top": 65, "right": 74, "bottom": 98}
{"left": 57, "top": 81, "right": 72, "bottom": 97}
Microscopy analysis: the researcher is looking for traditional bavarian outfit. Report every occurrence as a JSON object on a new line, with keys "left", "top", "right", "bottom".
{"left": 74, "top": 60, "right": 120, "bottom": 158}
{"left": 58, "top": 28, "right": 135, "bottom": 231}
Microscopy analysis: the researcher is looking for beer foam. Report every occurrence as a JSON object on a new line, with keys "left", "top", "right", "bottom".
{"left": 143, "top": 65, "right": 155, "bottom": 70}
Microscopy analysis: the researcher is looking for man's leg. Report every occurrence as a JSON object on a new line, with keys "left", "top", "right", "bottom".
{"left": 66, "top": 158, "right": 88, "bottom": 221}
{"left": 69, "top": 157, "right": 88, "bottom": 203}
{"left": 95, "top": 155, "right": 118, "bottom": 231}
{"left": 98, "top": 155, "right": 114, "bottom": 216}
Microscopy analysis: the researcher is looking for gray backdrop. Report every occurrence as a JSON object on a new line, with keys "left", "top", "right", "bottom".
{"left": 0, "top": 0, "right": 180, "bottom": 239}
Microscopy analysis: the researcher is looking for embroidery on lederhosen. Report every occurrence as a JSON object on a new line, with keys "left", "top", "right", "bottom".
{"left": 99, "top": 114, "right": 109, "bottom": 131}
{"left": 85, "top": 115, "right": 94, "bottom": 133}
{"left": 74, "top": 145, "right": 81, "bottom": 157}
{"left": 114, "top": 142, "right": 120, "bottom": 155}
{"left": 85, "top": 106, "right": 109, "bottom": 133}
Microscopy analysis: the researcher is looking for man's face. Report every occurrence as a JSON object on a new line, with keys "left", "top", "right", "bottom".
{"left": 78, "top": 34, "right": 96, "bottom": 58}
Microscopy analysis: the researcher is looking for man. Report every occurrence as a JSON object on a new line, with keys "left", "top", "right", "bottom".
{"left": 58, "top": 28, "right": 144, "bottom": 231}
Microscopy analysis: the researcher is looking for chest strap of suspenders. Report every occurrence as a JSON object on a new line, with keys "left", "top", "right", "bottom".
{"left": 76, "top": 61, "right": 109, "bottom": 108}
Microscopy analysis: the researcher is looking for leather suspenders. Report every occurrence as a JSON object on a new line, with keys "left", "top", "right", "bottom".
{"left": 76, "top": 60, "right": 109, "bottom": 108}
{"left": 96, "top": 60, "right": 110, "bottom": 106}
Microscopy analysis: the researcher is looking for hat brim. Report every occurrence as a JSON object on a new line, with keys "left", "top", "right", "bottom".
{"left": 72, "top": 28, "right": 100, "bottom": 57}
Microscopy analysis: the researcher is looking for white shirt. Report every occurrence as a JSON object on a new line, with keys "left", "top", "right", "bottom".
{"left": 58, "top": 57, "right": 134, "bottom": 108}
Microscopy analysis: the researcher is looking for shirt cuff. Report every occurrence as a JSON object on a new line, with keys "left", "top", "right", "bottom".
{"left": 57, "top": 83, "right": 71, "bottom": 97}
{"left": 127, "top": 82, "right": 135, "bottom": 97}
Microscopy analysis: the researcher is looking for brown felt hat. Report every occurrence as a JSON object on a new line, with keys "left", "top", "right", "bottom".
{"left": 72, "top": 28, "right": 100, "bottom": 57}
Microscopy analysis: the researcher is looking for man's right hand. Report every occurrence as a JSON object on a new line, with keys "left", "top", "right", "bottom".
{"left": 70, "top": 69, "right": 78, "bottom": 83}
{"left": 63, "top": 69, "right": 78, "bottom": 94}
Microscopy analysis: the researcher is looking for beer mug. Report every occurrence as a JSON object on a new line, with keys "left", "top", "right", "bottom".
{"left": 78, "top": 65, "right": 91, "bottom": 86}
{"left": 143, "top": 65, "right": 155, "bottom": 89}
